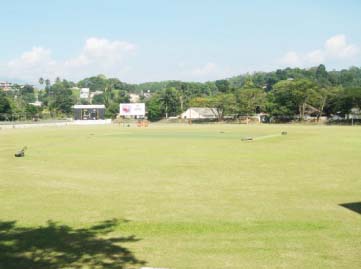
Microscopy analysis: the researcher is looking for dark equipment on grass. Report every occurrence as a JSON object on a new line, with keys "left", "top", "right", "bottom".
{"left": 281, "top": 131, "right": 288, "bottom": 135}
{"left": 241, "top": 137, "right": 253, "bottom": 141}
{"left": 15, "top": 147, "right": 27, "bottom": 157}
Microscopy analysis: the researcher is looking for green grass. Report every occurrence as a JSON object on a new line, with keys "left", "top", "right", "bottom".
{"left": 0, "top": 124, "right": 360, "bottom": 268}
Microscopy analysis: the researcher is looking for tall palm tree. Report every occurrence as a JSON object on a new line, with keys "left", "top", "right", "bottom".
{"left": 103, "top": 81, "right": 114, "bottom": 107}
{"left": 45, "top": 79, "right": 51, "bottom": 88}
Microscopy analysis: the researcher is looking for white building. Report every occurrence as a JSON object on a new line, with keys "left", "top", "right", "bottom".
{"left": 143, "top": 90, "right": 151, "bottom": 98}
{"left": 80, "top": 88, "right": 90, "bottom": 99}
{"left": 0, "top": 81, "right": 12, "bottom": 91}
{"left": 90, "top": 90, "right": 103, "bottom": 99}
{"left": 130, "top": 93, "right": 140, "bottom": 103}
{"left": 350, "top": 108, "right": 361, "bottom": 119}
{"left": 29, "top": 101, "right": 43, "bottom": 107}
{"left": 180, "top": 107, "right": 218, "bottom": 119}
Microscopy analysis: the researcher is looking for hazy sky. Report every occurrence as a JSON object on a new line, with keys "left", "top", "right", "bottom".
{"left": 1, "top": 0, "right": 361, "bottom": 84}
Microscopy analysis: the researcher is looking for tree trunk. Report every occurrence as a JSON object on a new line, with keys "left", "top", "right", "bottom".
{"left": 217, "top": 109, "right": 223, "bottom": 121}
{"left": 317, "top": 98, "right": 326, "bottom": 122}
{"left": 180, "top": 95, "right": 184, "bottom": 112}
{"left": 299, "top": 103, "right": 306, "bottom": 121}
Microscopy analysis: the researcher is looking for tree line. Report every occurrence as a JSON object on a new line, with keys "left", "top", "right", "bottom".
{"left": 1, "top": 65, "right": 361, "bottom": 122}
{"left": 145, "top": 65, "right": 361, "bottom": 121}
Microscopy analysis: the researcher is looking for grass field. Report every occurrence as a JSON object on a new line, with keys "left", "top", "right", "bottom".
{"left": 0, "top": 124, "right": 360, "bottom": 269}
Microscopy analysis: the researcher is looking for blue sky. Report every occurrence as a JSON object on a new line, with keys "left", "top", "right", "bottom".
{"left": 1, "top": 0, "right": 361, "bottom": 84}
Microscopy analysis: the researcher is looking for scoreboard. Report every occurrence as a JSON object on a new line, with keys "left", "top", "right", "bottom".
{"left": 73, "top": 105, "right": 105, "bottom": 120}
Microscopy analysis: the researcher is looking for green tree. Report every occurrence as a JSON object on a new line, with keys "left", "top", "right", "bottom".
{"left": 104, "top": 90, "right": 130, "bottom": 118}
{"left": 158, "top": 87, "right": 180, "bottom": 118}
{"left": 269, "top": 79, "right": 319, "bottom": 120}
{"left": 105, "top": 102, "right": 120, "bottom": 119}
{"left": 114, "top": 90, "right": 130, "bottom": 104}
{"left": 189, "top": 97, "right": 210, "bottom": 108}
{"left": 103, "top": 80, "right": 115, "bottom": 108}
{"left": 77, "top": 75, "right": 107, "bottom": 92}
{"left": 236, "top": 87, "right": 266, "bottom": 116}
{"left": 189, "top": 94, "right": 236, "bottom": 121}
{"left": 45, "top": 79, "right": 51, "bottom": 90}
{"left": 38, "top": 77, "right": 44, "bottom": 86}
{"left": 333, "top": 88, "right": 361, "bottom": 116}
{"left": 19, "top": 85, "right": 36, "bottom": 103}
{"left": 49, "top": 83, "right": 75, "bottom": 115}
{"left": 315, "top": 64, "right": 329, "bottom": 86}
{"left": 0, "top": 92, "right": 12, "bottom": 120}
{"left": 92, "top": 94, "right": 105, "bottom": 104}
{"left": 215, "top": 80, "right": 231, "bottom": 93}
{"left": 312, "top": 87, "right": 341, "bottom": 120}
{"left": 146, "top": 94, "right": 163, "bottom": 121}
{"left": 209, "top": 93, "right": 236, "bottom": 120}
{"left": 25, "top": 104, "right": 40, "bottom": 119}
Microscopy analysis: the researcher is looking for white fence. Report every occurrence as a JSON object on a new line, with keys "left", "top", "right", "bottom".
{"left": 0, "top": 119, "right": 112, "bottom": 129}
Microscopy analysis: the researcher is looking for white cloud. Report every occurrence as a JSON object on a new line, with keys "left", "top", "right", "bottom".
{"left": 186, "top": 62, "right": 235, "bottom": 81}
{"left": 324, "top": 35, "right": 359, "bottom": 59}
{"left": 4, "top": 47, "right": 57, "bottom": 81}
{"left": 62, "top": 37, "right": 136, "bottom": 80}
{"left": 65, "top": 37, "right": 136, "bottom": 67}
{"left": 192, "top": 62, "right": 218, "bottom": 76}
{"left": 9, "top": 47, "right": 54, "bottom": 66}
{"left": 1, "top": 37, "right": 137, "bottom": 83}
{"left": 306, "top": 49, "right": 325, "bottom": 64}
{"left": 280, "top": 34, "right": 360, "bottom": 67}
{"left": 280, "top": 51, "right": 301, "bottom": 67}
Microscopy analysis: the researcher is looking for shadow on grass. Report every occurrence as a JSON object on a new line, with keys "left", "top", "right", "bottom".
{"left": 340, "top": 202, "right": 361, "bottom": 215}
{"left": 0, "top": 219, "right": 146, "bottom": 269}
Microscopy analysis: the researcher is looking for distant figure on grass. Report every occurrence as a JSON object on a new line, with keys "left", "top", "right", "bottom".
{"left": 15, "top": 146, "right": 27, "bottom": 157}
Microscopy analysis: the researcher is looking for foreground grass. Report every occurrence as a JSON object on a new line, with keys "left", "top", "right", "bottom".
{"left": 0, "top": 124, "right": 360, "bottom": 268}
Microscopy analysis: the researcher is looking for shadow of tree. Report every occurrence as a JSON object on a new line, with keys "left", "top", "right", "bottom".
{"left": 0, "top": 219, "right": 146, "bottom": 269}
{"left": 340, "top": 202, "right": 361, "bottom": 215}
